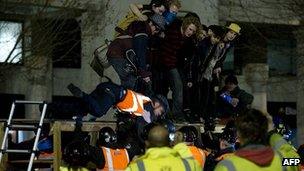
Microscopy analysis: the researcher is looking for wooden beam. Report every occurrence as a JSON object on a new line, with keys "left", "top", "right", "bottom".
{"left": 0, "top": 122, "right": 7, "bottom": 171}
{"left": 53, "top": 121, "right": 61, "bottom": 171}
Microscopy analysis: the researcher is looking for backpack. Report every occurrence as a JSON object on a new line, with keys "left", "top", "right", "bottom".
{"left": 90, "top": 36, "right": 138, "bottom": 77}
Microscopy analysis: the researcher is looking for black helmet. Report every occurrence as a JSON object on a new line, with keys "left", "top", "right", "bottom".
{"left": 158, "top": 119, "right": 176, "bottom": 142}
{"left": 221, "top": 121, "right": 237, "bottom": 144}
{"left": 154, "top": 94, "right": 170, "bottom": 114}
{"left": 98, "top": 127, "right": 117, "bottom": 147}
{"left": 179, "top": 126, "right": 198, "bottom": 143}
{"left": 62, "top": 141, "right": 90, "bottom": 167}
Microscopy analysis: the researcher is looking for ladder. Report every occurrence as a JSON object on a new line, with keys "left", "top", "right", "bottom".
{"left": 0, "top": 100, "right": 47, "bottom": 171}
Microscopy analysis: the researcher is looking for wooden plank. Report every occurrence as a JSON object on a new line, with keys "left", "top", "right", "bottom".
{"left": 53, "top": 121, "right": 61, "bottom": 171}
{"left": 0, "top": 122, "right": 7, "bottom": 171}
{"left": 55, "top": 121, "right": 116, "bottom": 132}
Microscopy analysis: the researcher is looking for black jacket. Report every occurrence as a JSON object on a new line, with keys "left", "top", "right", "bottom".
{"left": 217, "top": 86, "right": 254, "bottom": 117}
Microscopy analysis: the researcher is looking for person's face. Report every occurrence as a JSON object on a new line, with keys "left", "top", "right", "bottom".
{"left": 226, "top": 82, "right": 237, "bottom": 92}
{"left": 169, "top": 4, "right": 179, "bottom": 13}
{"left": 183, "top": 24, "right": 197, "bottom": 37}
{"left": 152, "top": 5, "right": 166, "bottom": 15}
{"left": 210, "top": 35, "right": 220, "bottom": 45}
{"left": 207, "top": 29, "right": 214, "bottom": 37}
{"left": 153, "top": 101, "right": 164, "bottom": 116}
{"left": 225, "top": 30, "right": 238, "bottom": 41}
{"left": 198, "top": 30, "right": 207, "bottom": 40}
{"left": 149, "top": 22, "right": 161, "bottom": 35}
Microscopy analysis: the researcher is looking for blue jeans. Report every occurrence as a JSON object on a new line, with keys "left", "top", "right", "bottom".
{"left": 168, "top": 68, "right": 184, "bottom": 119}
{"left": 108, "top": 57, "right": 137, "bottom": 90}
{"left": 82, "top": 82, "right": 124, "bottom": 117}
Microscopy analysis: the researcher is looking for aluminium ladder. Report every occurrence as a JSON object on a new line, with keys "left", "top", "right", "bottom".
{"left": 0, "top": 100, "right": 47, "bottom": 171}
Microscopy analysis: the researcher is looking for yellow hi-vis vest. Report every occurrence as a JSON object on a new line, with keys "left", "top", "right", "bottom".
{"left": 116, "top": 89, "right": 151, "bottom": 116}
{"left": 97, "top": 147, "right": 129, "bottom": 171}
{"left": 214, "top": 152, "right": 283, "bottom": 171}
{"left": 126, "top": 147, "right": 202, "bottom": 171}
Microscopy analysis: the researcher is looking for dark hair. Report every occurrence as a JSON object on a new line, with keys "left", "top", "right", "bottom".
{"left": 149, "top": 0, "right": 166, "bottom": 7}
{"left": 225, "top": 74, "right": 238, "bottom": 85}
{"left": 210, "top": 25, "right": 225, "bottom": 38}
{"left": 184, "top": 12, "right": 200, "bottom": 21}
{"left": 201, "top": 24, "right": 208, "bottom": 31}
{"left": 236, "top": 109, "right": 268, "bottom": 144}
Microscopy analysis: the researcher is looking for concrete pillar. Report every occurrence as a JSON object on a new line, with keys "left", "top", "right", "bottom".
{"left": 23, "top": 20, "right": 53, "bottom": 119}
{"left": 295, "top": 27, "right": 304, "bottom": 146}
{"left": 243, "top": 63, "right": 269, "bottom": 113}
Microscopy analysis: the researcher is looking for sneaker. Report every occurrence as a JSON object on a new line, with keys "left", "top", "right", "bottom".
{"left": 67, "top": 83, "right": 83, "bottom": 98}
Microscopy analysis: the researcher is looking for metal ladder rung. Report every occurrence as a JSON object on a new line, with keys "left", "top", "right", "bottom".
{"left": 9, "top": 124, "right": 37, "bottom": 130}
{"left": 5, "top": 149, "right": 31, "bottom": 153}
{"left": 14, "top": 100, "right": 44, "bottom": 104}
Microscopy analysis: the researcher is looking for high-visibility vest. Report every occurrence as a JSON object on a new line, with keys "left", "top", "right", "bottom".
{"left": 215, "top": 152, "right": 283, "bottom": 171}
{"left": 188, "top": 146, "right": 206, "bottom": 167}
{"left": 116, "top": 89, "right": 151, "bottom": 116}
{"left": 215, "top": 152, "right": 234, "bottom": 161}
{"left": 98, "top": 147, "right": 129, "bottom": 171}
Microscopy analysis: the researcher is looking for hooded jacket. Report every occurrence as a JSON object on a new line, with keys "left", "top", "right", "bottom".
{"left": 215, "top": 133, "right": 300, "bottom": 171}
{"left": 214, "top": 144, "right": 282, "bottom": 171}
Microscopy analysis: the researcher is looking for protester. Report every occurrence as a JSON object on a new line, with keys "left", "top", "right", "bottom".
{"left": 115, "top": 0, "right": 166, "bottom": 36}
{"left": 107, "top": 14, "right": 166, "bottom": 91}
{"left": 217, "top": 75, "right": 253, "bottom": 118}
{"left": 161, "top": 16, "right": 201, "bottom": 122}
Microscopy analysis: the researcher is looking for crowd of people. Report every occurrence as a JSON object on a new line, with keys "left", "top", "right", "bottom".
{"left": 6, "top": 0, "right": 303, "bottom": 170}
{"left": 57, "top": 109, "right": 301, "bottom": 171}
{"left": 58, "top": 0, "right": 301, "bottom": 170}
{"left": 89, "top": 0, "right": 254, "bottom": 123}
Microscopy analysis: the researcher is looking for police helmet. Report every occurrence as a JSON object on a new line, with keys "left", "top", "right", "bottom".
{"left": 98, "top": 127, "right": 117, "bottom": 146}
{"left": 62, "top": 141, "right": 89, "bottom": 167}
{"left": 179, "top": 126, "right": 198, "bottom": 143}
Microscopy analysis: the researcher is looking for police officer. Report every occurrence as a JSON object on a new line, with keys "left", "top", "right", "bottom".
{"left": 173, "top": 126, "right": 206, "bottom": 168}
{"left": 97, "top": 127, "right": 130, "bottom": 171}
{"left": 215, "top": 109, "right": 299, "bottom": 171}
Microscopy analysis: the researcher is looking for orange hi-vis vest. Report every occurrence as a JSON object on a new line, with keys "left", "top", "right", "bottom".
{"left": 189, "top": 145, "right": 206, "bottom": 168}
{"left": 98, "top": 147, "right": 130, "bottom": 171}
{"left": 116, "top": 89, "right": 151, "bottom": 116}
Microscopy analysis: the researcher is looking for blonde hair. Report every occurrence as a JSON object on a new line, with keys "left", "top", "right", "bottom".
{"left": 182, "top": 16, "right": 202, "bottom": 38}
{"left": 168, "top": 0, "right": 181, "bottom": 9}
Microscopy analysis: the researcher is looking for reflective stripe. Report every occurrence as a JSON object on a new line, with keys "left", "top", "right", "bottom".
{"left": 274, "top": 139, "right": 287, "bottom": 151}
{"left": 181, "top": 158, "right": 191, "bottom": 171}
{"left": 105, "top": 147, "right": 114, "bottom": 171}
{"left": 134, "top": 33, "right": 148, "bottom": 37}
{"left": 137, "top": 160, "right": 145, "bottom": 171}
{"left": 219, "top": 160, "right": 236, "bottom": 171}
{"left": 275, "top": 151, "right": 287, "bottom": 171}
{"left": 124, "top": 149, "right": 130, "bottom": 163}
{"left": 117, "top": 35, "right": 132, "bottom": 39}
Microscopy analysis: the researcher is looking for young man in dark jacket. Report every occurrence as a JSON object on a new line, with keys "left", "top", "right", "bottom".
{"left": 161, "top": 16, "right": 200, "bottom": 122}
{"left": 217, "top": 75, "right": 253, "bottom": 118}
{"left": 107, "top": 14, "right": 166, "bottom": 91}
